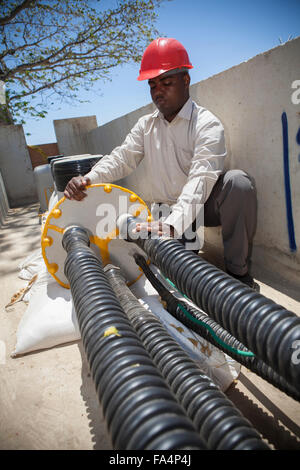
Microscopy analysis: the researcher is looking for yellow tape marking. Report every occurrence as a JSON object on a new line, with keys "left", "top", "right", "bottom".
{"left": 103, "top": 326, "right": 121, "bottom": 337}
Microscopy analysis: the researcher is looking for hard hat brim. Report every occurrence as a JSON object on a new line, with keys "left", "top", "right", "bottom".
{"left": 137, "top": 65, "right": 193, "bottom": 81}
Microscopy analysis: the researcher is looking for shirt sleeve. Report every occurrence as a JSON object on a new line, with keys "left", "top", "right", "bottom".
{"left": 164, "top": 111, "right": 227, "bottom": 238}
{"left": 85, "top": 117, "right": 145, "bottom": 184}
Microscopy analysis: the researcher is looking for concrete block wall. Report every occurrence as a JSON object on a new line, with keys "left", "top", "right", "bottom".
{"left": 84, "top": 37, "right": 300, "bottom": 285}
{"left": 87, "top": 103, "right": 155, "bottom": 194}
{"left": 0, "top": 124, "right": 37, "bottom": 207}
{"left": 54, "top": 115, "right": 98, "bottom": 157}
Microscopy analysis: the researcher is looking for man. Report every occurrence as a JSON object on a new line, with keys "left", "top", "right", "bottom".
{"left": 64, "top": 38, "right": 257, "bottom": 288}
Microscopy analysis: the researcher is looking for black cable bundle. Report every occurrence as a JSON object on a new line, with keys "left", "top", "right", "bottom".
{"left": 62, "top": 225, "right": 206, "bottom": 450}
{"left": 105, "top": 264, "right": 269, "bottom": 450}
{"left": 53, "top": 155, "right": 102, "bottom": 191}
{"left": 133, "top": 253, "right": 300, "bottom": 402}
{"left": 122, "top": 215, "right": 300, "bottom": 391}
{"left": 47, "top": 155, "right": 64, "bottom": 164}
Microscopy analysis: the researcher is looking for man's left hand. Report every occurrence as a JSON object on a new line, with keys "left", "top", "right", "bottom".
{"left": 133, "top": 221, "right": 174, "bottom": 238}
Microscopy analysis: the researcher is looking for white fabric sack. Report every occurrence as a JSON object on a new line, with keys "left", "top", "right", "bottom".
{"left": 13, "top": 270, "right": 80, "bottom": 356}
{"left": 13, "top": 250, "right": 81, "bottom": 356}
{"left": 18, "top": 249, "right": 46, "bottom": 282}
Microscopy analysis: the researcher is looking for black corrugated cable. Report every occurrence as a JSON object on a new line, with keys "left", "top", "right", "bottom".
{"left": 105, "top": 263, "right": 270, "bottom": 450}
{"left": 133, "top": 253, "right": 300, "bottom": 402}
{"left": 117, "top": 214, "right": 300, "bottom": 390}
{"left": 52, "top": 156, "right": 102, "bottom": 191}
{"left": 62, "top": 225, "right": 206, "bottom": 451}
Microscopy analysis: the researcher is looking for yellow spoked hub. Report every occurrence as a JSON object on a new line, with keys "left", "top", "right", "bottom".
{"left": 41, "top": 184, "right": 152, "bottom": 289}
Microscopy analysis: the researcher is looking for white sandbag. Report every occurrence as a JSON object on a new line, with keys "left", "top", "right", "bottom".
{"left": 18, "top": 249, "right": 45, "bottom": 281}
{"left": 12, "top": 276, "right": 80, "bottom": 356}
{"left": 13, "top": 252, "right": 80, "bottom": 356}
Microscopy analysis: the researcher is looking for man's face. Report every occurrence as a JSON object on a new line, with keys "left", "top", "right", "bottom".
{"left": 148, "top": 72, "right": 190, "bottom": 122}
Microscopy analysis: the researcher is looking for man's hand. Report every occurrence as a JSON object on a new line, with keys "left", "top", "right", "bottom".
{"left": 133, "top": 221, "right": 175, "bottom": 238}
{"left": 64, "top": 176, "right": 91, "bottom": 201}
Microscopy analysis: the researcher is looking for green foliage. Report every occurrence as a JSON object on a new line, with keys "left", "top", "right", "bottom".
{"left": 0, "top": 0, "right": 168, "bottom": 124}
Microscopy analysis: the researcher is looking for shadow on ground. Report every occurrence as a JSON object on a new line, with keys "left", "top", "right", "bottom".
{"left": 78, "top": 343, "right": 113, "bottom": 450}
{"left": 226, "top": 371, "right": 300, "bottom": 450}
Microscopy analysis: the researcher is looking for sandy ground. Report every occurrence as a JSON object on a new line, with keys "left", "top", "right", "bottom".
{"left": 0, "top": 204, "right": 299, "bottom": 450}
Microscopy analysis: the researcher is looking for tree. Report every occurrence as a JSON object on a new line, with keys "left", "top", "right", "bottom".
{"left": 0, "top": 0, "right": 167, "bottom": 125}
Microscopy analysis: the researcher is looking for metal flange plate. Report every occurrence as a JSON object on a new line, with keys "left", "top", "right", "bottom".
{"left": 41, "top": 184, "right": 152, "bottom": 288}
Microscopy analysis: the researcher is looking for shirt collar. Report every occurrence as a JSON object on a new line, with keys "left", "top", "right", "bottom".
{"left": 177, "top": 97, "right": 193, "bottom": 120}
{"left": 152, "top": 97, "right": 193, "bottom": 122}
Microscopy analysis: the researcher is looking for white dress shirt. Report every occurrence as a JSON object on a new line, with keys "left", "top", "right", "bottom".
{"left": 86, "top": 97, "right": 227, "bottom": 237}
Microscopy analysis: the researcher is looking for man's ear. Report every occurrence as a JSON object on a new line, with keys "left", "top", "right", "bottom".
{"left": 183, "top": 72, "right": 190, "bottom": 88}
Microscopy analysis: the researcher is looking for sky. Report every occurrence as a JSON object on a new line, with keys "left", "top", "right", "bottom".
{"left": 23, "top": 0, "right": 300, "bottom": 146}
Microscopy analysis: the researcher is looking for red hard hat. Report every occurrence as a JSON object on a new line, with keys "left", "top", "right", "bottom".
{"left": 137, "top": 37, "right": 193, "bottom": 81}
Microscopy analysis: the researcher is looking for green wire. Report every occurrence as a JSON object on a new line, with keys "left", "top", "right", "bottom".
{"left": 164, "top": 276, "right": 255, "bottom": 358}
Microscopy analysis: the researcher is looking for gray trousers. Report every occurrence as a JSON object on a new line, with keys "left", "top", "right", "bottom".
{"left": 182, "top": 169, "right": 257, "bottom": 276}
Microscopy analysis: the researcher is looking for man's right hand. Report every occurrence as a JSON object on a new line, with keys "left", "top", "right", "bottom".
{"left": 64, "top": 176, "right": 91, "bottom": 201}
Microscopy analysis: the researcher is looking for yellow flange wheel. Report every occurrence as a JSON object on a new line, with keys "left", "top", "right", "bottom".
{"left": 41, "top": 184, "right": 152, "bottom": 288}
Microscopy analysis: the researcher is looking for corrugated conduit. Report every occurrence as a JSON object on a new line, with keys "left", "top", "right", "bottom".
{"left": 62, "top": 225, "right": 206, "bottom": 450}
{"left": 105, "top": 264, "right": 269, "bottom": 450}
{"left": 118, "top": 214, "right": 300, "bottom": 390}
{"left": 133, "top": 253, "right": 300, "bottom": 402}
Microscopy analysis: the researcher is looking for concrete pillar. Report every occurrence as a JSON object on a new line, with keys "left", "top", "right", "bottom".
{"left": 0, "top": 170, "right": 9, "bottom": 226}
{"left": 0, "top": 124, "right": 37, "bottom": 207}
{"left": 53, "top": 116, "right": 98, "bottom": 157}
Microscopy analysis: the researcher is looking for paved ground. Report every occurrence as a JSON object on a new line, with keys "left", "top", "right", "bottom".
{"left": 0, "top": 204, "right": 299, "bottom": 450}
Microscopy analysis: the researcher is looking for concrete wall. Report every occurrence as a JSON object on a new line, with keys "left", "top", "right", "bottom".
{"left": 54, "top": 115, "right": 98, "bottom": 157}
{"left": 189, "top": 37, "right": 300, "bottom": 284}
{"left": 87, "top": 103, "right": 155, "bottom": 194}
{"left": 0, "top": 124, "right": 37, "bottom": 207}
{"left": 84, "top": 37, "right": 300, "bottom": 284}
